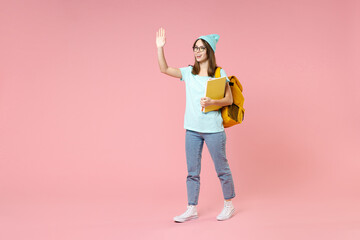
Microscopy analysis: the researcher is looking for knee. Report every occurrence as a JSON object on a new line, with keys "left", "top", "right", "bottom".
{"left": 187, "top": 174, "right": 200, "bottom": 181}
{"left": 216, "top": 167, "right": 231, "bottom": 178}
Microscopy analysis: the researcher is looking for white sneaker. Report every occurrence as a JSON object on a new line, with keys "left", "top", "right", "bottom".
{"left": 216, "top": 200, "right": 235, "bottom": 221}
{"left": 173, "top": 205, "right": 198, "bottom": 223}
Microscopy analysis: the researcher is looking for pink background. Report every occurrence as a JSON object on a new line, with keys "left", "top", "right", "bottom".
{"left": 1, "top": 0, "right": 359, "bottom": 239}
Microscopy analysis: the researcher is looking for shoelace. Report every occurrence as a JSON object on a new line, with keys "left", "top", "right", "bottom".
{"left": 186, "top": 206, "right": 195, "bottom": 212}
{"left": 220, "top": 204, "right": 233, "bottom": 215}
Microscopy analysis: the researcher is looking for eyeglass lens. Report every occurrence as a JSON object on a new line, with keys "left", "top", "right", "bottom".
{"left": 193, "top": 46, "right": 206, "bottom": 52}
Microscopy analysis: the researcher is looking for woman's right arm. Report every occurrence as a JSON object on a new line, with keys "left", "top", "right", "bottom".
{"left": 156, "top": 27, "right": 182, "bottom": 79}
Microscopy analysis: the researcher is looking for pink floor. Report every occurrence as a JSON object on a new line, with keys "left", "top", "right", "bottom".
{"left": 1, "top": 193, "right": 359, "bottom": 240}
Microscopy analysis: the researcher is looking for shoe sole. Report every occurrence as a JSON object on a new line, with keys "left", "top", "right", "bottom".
{"left": 216, "top": 208, "right": 235, "bottom": 221}
{"left": 173, "top": 215, "right": 198, "bottom": 223}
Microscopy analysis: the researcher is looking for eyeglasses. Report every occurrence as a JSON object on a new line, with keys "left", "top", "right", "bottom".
{"left": 193, "top": 46, "right": 206, "bottom": 52}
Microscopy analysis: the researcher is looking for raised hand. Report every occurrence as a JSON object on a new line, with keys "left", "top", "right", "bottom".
{"left": 156, "top": 27, "right": 166, "bottom": 48}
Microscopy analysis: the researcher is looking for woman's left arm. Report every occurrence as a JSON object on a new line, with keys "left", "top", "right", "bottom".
{"left": 200, "top": 82, "right": 233, "bottom": 108}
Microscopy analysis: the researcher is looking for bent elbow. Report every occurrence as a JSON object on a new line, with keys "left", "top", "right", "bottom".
{"left": 159, "top": 67, "right": 168, "bottom": 74}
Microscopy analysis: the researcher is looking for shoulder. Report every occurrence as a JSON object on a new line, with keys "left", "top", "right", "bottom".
{"left": 180, "top": 65, "right": 193, "bottom": 81}
{"left": 219, "top": 68, "right": 230, "bottom": 82}
{"left": 219, "top": 68, "right": 226, "bottom": 75}
{"left": 181, "top": 65, "right": 193, "bottom": 74}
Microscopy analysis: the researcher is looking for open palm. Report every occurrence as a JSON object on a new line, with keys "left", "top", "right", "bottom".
{"left": 156, "top": 27, "right": 166, "bottom": 48}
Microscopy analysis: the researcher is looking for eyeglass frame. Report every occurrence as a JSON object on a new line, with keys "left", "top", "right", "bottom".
{"left": 192, "top": 46, "right": 207, "bottom": 52}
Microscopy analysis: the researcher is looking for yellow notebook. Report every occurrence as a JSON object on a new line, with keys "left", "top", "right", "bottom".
{"left": 202, "top": 77, "right": 227, "bottom": 113}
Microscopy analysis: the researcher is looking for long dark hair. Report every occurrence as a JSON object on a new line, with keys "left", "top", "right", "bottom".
{"left": 191, "top": 39, "right": 219, "bottom": 77}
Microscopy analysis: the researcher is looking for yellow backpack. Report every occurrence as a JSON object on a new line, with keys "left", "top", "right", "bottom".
{"left": 215, "top": 67, "right": 245, "bottom": 128}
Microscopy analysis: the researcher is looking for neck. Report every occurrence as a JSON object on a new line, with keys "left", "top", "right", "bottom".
{"left": 199, "top": 60, "right": 209, "bottom": 72}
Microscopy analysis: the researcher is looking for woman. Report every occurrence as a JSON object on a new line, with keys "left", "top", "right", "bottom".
{"left": 156, "top": 27, "right": 236, "bottom": 222}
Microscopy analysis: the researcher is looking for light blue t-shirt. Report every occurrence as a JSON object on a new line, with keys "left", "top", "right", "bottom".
{"left": 179, "top": 65, "right": 230, "bottom": 133}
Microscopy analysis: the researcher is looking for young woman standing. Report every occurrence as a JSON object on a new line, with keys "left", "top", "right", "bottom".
{"left": 156, "top": 27, "right": 236, "bottom": 222}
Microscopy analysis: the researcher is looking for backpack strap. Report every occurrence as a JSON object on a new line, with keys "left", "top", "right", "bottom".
{"left": 215, "top": 67, "right": 222, "bottom": 78}
{"left": 216, "top": 67, "right": 234, "bottom": 86}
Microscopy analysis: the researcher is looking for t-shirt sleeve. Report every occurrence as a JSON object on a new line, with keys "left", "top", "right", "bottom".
{"left": 179, "top": 66, "right": 191, "bottom": 82}
{"left": 220, "top": 69, "right": 230, "bottom": 82}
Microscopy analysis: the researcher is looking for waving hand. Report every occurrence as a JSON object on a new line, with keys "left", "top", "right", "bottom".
{"left": 156, "top": 27, "right": 166, "bottom": 48}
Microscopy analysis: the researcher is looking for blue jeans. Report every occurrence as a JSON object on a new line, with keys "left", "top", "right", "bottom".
{"left": 185, "top": 129, "right": 236, "bottom": 205}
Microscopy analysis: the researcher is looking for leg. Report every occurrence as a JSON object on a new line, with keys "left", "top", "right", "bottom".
{"left": 185, "top": 130, "right": 204, "bottom": 206}
{"left": 204, "top": 131, "right": 236, "bottom": 200}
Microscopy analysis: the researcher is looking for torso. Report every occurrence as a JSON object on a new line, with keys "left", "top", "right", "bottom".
{"left": 180, "top": 65, "right": 226, "bottom": 133}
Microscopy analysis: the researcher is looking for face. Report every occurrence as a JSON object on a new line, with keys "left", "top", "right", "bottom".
{"left": 193, "top": 40, "right": 208, "bottom": 63}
